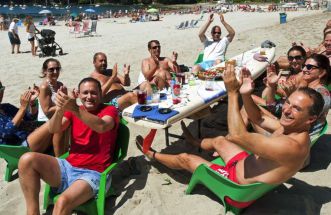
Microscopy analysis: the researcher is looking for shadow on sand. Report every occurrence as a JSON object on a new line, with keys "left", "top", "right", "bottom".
{"left": 105, "top": 156, "right": 150, "bottom": 214}
{"left": 301, "top": 134, "right": 331, "bottom": 172}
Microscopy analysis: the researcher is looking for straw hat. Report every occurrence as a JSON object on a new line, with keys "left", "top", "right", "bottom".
{"left": 12, "top": 18, "right": 19, "bottom": 22}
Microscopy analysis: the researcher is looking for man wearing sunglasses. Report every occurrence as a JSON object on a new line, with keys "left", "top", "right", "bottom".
{"left": 138, "top": 40, "right": 181, "bottom": 94}
{"left": 193, "top": 13, "right": 235, "bottom": 74}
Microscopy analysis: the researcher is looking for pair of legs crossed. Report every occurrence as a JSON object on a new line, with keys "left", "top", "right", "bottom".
{"left": 138, "top": 121, "right": 244, "bottom": 173}
{"left": 139, "top": 69, "right": 171, "bottom": 94}
{"left": 104, "top": 83, "right": 137, "bottom": 111}
{"left": 18, "top": 153, "right": 94, "bottom": 215}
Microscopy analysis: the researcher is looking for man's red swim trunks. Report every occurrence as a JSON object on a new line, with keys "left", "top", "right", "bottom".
{"left": 210, "top": 151, "right": 254, "bottom": 208}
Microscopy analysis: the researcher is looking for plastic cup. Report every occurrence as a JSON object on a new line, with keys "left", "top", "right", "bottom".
{"left": 172, "top": 84, "right": 181, "bottom": 96}
{"left": 151, "top": 93, "right": 160, "bottom": 103}
{"left": 137, "top": 90, "right": 147, "bottom": 105}
{"left": 205, "top": 78, "right": 215, "bottom": 91}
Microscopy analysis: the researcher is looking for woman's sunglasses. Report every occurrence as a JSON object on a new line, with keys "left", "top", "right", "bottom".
{"left": 303, "top": 64, "right": 319, "bottom": 70}
{"left": 288, "top": 55, "right": 303, "bottom": 61}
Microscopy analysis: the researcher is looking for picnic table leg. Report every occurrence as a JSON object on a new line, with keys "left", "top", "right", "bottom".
{"left": 143, "top": 129, "right": 157, "bottom": 153}
{"left": 165, "top": 128, "right": 170, "bottom": 146}
{"left": 198, "top": 119, "right": 201, "bottom": 139}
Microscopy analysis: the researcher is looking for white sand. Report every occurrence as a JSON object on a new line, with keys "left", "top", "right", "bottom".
{"left": 0, "top": 9, "right": 330, "bottom": 215}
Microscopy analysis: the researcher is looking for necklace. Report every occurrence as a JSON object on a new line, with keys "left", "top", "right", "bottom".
{"left": 47, "top": 80, "right": 56, "bottom": 94}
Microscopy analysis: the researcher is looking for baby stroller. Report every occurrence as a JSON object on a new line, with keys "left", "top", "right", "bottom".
{"left": 36, "top": 29, "right": 63, "bottom": 58}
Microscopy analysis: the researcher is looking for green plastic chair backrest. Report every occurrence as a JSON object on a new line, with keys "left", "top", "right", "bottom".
{"left": 187, "top": 156, "right": 277, "bottom": 215}
{"left": 0, "top": 145, "right": 30, "bottom": 181}
{"left": 310, "top": 121, "right": 328, "bottom": 147}
{"left": 112, "top": 122, "right": 129, "bottom": 163}
{"left": 194, "top": 52, "right": 204, "bottom": 65}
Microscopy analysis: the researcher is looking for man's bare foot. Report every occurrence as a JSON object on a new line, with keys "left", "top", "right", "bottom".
{"left": 136, "top": 135, "right": 156, "bottom": 160}
{"left": 180, "top": 121, "right": 201, "bottom": 147}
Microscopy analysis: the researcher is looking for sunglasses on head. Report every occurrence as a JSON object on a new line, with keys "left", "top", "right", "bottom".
{"left": 288, "top": 55, "right": 303, "bottom": 61}
{"left": 151, "top": 45, "right": 161, "bottom": 50}
{"left": 212, "top": 31, "right": 221, "bottom": 35}
{"left": 47, "top": 67, "right": 61, "bottom": 73}
{"left": 303, "top": 64, "right": 319, "bottom": 70}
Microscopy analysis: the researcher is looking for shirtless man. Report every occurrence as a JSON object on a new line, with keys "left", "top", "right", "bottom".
{"left": 90, "top": 52, "right": 137, "bottom": 111}
{"left": 138, "top": 40, "right": 181, "bottom": 94}
{"left": 136, "top": 64, "right": 323, "bottom": 208}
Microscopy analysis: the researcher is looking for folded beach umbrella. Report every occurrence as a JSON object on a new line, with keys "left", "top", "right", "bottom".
{"left": 39, "top": 9, "right": 52, "bottom": 14}
{"left": 85, "top": 8, "right": 96, "bottom": 13}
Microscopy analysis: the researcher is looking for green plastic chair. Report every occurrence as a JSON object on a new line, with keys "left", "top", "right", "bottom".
{"left": 186, "top": 157, "right": 277, "bottom": 215}
{"left": 194, "top": 52, "right": 204, "bottom": 65}
{"left": 0, "top": 145, "right": 30, "bottom": 182}
{"left": 310, "top": 121, "right": 328, "bottom": 147}
{"left": 43, "top": 121, "right": 130, "bottom": 215}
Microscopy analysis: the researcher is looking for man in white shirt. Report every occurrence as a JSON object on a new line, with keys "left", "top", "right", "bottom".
{"left": 8, "top": 18, "right": 21, "bottom": 54}
{"left": 192, "top": 13, "right": 235, "bottom": 74}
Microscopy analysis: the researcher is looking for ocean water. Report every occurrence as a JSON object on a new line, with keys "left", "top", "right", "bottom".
{"left": 0, "top": 4, "right": 144, "bottom": 17}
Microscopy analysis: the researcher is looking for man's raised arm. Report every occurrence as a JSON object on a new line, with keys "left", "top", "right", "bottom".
{"left": 219, "top": 13, "right": 235, "bottom": 42}
{"left": 223, "top": 64, "right": 247, "bottom": 135}
{"left": 198, "top": 13, "right": 214, "bottom": 42}
{"left": 48, "top": 88, "right": 70, "bottom": 133}
{"left": 240, "top": 68, "right": 281, "bottom": 131}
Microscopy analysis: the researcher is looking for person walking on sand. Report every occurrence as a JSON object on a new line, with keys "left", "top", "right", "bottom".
{"left": 8, "top": 18, "right": 21, "bottom": 54}
{"left": 138, "top": 40, "right": 181, "bottom": 94}
{"left": 192, "top": 13, "right": 235, "bottom": 74}
{"left": 26, "top": 17, "right": 40, "bottom": 56}
{"left": 136, "top": 64, "right": 323, "bottom": 209}
{"left": 0, "top": 15, "right": 4, "bottom": 31}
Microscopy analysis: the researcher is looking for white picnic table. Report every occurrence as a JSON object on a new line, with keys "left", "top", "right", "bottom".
{"left": 122, "top": 47, "right": 276, "bottom": 144}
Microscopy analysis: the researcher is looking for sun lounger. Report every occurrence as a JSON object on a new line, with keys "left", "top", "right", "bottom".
{"left": 192, "top": 20, "right": 199, "bottom": 28}
{"left": 189, "top": 19, "right": 195, "bottom": 28}
{"left": 81, "top": 20, "right": 90, "bottom": 36}
{"left": 176, "top": 21, "right": 184, "bottom": 30}
{"left": 183, "top": 20, "right": 189, "bottom": 29}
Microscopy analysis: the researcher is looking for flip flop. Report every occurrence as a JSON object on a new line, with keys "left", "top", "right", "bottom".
{"left": 136, "top": 135, "right": 156, "bottom": 161}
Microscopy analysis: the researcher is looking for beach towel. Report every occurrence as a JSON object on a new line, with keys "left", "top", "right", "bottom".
{"left": 131, "top": 105, "right": 158, "bottom": 119}
{"left": 146, "top": 108, "right": 179, "bottom": 123}
{"left": 197, "top": 81, "right": 227, "bottom": 103}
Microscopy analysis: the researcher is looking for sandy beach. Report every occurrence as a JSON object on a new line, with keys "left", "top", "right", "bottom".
{"left": 0, "top": 9, "right": 331, "bottom": 215}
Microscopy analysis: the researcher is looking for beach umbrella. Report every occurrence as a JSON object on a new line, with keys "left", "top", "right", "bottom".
{"left": 85, "top": 8, "right": 96, "bottom": 13}
{"left": 147, "top": 8, "right": 158, "bottom": 13}
{"left": 39, "top": 9, "right": 52, "bottom": 14}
